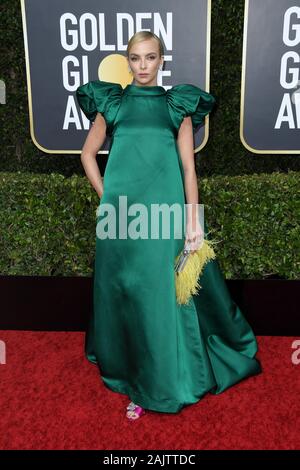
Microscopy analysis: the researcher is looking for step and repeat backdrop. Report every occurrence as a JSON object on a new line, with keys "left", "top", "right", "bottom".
{"left": 21, "top": 0, "right": 213, "bottom": 154}
{"left": 241, "top": 0, "right": 300, "bottom": 154}
{"left": 21, "top": 0, "right": 300, "bottom": 155}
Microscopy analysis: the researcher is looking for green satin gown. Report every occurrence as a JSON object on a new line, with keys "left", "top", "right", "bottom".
{"left": 76, "top": 80, "right": 262, "bottom": 413}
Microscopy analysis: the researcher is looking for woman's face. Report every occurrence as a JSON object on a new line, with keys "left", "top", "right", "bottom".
{"left": 127, "top": 38, "right": 164, "bottom": 86}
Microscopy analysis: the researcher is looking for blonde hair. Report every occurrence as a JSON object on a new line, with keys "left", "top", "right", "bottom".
{"left": 127, "top": 31, "right": 164, "bottom": 58}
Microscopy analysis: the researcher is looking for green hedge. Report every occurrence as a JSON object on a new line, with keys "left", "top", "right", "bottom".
{"left": 0, "top": 171, "right": 298, "bottom": 278}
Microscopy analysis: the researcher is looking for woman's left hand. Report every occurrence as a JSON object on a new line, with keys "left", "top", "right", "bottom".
{"left": 185, "top": 219, "right": 204, "bottom": 254}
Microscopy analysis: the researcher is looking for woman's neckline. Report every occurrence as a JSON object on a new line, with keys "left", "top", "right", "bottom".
{"left": 124, "top": 83, "right": 166, "bottom": 96}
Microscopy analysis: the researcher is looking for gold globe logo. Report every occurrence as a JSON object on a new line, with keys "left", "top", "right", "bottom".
{"left": 98, "top": 54, "right": 131, "bottom": 88}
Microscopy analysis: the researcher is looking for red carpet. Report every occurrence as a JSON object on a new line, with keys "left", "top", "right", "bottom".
{"left": 0, "top": 331, "right": 299, "bottom": 450}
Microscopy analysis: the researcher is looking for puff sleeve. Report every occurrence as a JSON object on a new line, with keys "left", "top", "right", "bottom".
{"left": 76, "top": 79, "right": 123, "bottom": 136}
{"left": 166, "top": 84, "right": 216, "bottom": 132}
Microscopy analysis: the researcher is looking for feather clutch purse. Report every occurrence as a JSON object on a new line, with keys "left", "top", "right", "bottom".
{"left": 174, "top": 236, "right": 217, "bottom": 305}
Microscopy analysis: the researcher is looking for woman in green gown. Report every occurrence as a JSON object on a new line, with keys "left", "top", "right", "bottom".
{"left": 76, "top": 31, "right": 262, "bottom": 420}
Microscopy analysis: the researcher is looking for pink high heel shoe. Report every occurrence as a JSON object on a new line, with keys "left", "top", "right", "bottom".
{"left": 126, "top": 401, "right": 146, "bottom": 420}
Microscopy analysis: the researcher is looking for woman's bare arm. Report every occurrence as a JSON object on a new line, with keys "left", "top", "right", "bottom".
{"left": 80, "top": 112, "right": 108, "bottom": 198}
{"left": 177, "top": 116, "right": 204, "bottom": 250}
{"left": 177, "top": 116, "right": 199, "bottom": 223}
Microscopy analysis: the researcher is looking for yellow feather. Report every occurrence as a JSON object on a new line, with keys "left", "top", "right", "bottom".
{"left": 175, "top": 238, "right": 218, "bottom": 305}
